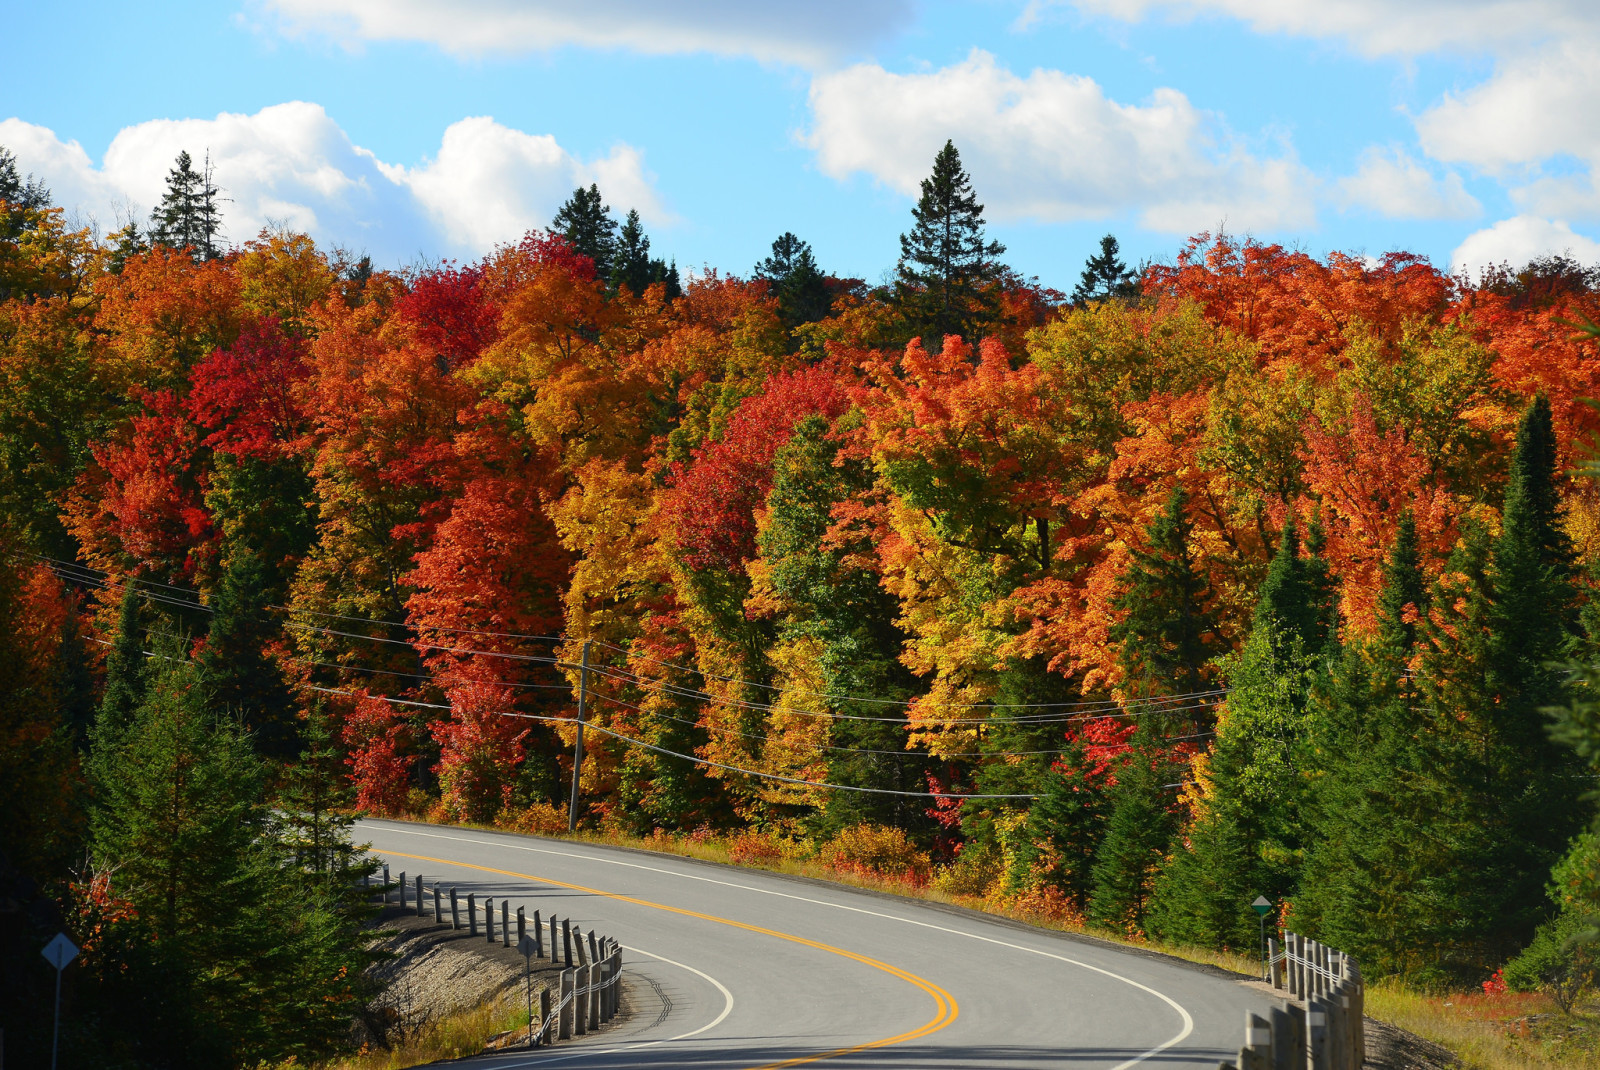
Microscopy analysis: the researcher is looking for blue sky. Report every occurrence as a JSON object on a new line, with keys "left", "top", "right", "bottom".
{"left": 5, "top": 1, "right": 1599, "bottom": 288}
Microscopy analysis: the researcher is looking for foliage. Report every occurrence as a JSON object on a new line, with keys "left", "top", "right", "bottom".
{"left": 1503, "top": 910, "right": 1599, "bottom": 1014}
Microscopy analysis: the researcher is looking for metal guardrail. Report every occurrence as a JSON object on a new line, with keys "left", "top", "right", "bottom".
{"left": 366, "top": 866, "right": 625, "bottom": 1049}
{"left": 1221, "top": 931, "right": 1364, "bottom": 1070}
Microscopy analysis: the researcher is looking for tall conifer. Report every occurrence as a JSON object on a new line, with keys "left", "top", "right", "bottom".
{"left": 552, "top": 183, "right": 616, "bottom": 278}
{"left": 1110, "top": 486, "right": 1218, "bottom": 702}
{"left": 895, "top": 140, "right": 1006, "bottom": 342}
{"left": 1071, "top": 234, "right": 1138, "bottom": 305}
{"left": 195, "top": 548, "right": 298, "bottom": 758}
{"left": 150, "top": 150, "right": 223, "bottom": 259}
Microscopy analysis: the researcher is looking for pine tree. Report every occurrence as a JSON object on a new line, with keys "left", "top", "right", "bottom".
{"left": 611, "top": 209, "right": 653, "bottom": 294}
{"left": 274, "top": 707, "right": 360, "bottom": 880}
{"left": 0, "top": 145, "right": 50, "bottom": 241}
{"left": 150, "top": 150, "right": 223, "bottom": 259}
{"left": 1254, "top": 514, "right": 1335, "bottom": 658}
{"left": 1295, "top": 513, "right": 1468, "bottom": 976}
{"left": 1088, "top": 731, "right": 1184, "bottom": 934}
{"left": 195, "top": 548, "right": 299, "bottom": 758}
{"left": 1071, "top": 234, "right": 1139, "bottom": 305}
{"left": 552, "top": 183, "right": 617, "bottom": 279}
{"left": 895, "top": 140, "right": 1007, "bottom": 342}
{"left": 105, "top": 221, "right": 148, "bottom": 274}
{"left": 1110, "top": 487, "right": 1218, "bottom": 702}
{"left": 94, "top": 580, "right": 148, "bottom": 758}
{"left": 756, "top": 232, "right": 831, "bottom": 328}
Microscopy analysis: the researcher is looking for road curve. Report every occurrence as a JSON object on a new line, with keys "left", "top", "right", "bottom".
{"left": 360, "top": 818, "right": 1275, "bottom": 1069}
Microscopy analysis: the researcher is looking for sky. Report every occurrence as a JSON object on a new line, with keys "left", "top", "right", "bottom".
{"left": 4, "top": 0, "right": 1600, "bottom": 288}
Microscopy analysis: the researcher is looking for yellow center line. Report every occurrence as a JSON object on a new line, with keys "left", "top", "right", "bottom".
{"left": 383, "top": 849, "right": 958, "bottom": 1069}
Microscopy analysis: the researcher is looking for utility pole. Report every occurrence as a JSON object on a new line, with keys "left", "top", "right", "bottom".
{"left": 567, "top": 640, "right": 591, "bottom": 831}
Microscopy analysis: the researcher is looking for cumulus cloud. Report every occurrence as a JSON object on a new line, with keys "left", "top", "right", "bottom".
{"left": 1451, "top": 215, "right": 1600, "bottom": 276}
{"left": 804, "top": 51, "right": 1313, "bottom": 233}
{"left": 1336, "top": 147, "right": 1478, "bottom": 220}
{"left": 260, "top": 0, "right": 911, "bottom": 67}
{"left": 0, "top": 103, "right": 662, "bottom": 263}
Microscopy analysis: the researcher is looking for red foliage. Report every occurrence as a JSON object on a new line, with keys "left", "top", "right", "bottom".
{"left": 396, "top": 263, "right": 500, "bottom": 369}
{"left": 665, "top": 364, "right": 851, "bottom": 571}
{"left": 341, "top": 692, "right": 415, "bottom": 816}
{"left": 431, "top": 675, "right": 528, "bottom": 823}
{"left": 185, "top": 317, "right": 310, "bottom": 460}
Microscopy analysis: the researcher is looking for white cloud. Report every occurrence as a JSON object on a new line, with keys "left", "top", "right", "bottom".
{"left": 260, "top": 0, "right": 911, "bottom": 67}
{"left": 1336, "top": 146, "right": 1478, "bottom": 220}
{"left": 804, "top": 50, "right": 1314, "bottom": 233}
{"left": 1450, "top": 215, "right": 1600, "bottom": 276}
{"left": 1068, "top": 1, "right": 1598, "bottom": 57}
{"left": 0, "top": 103, "right": 663, "bottom": 263}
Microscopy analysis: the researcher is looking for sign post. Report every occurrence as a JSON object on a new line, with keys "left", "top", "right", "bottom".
{"left": 42, "top": 932, "right": 78, "bottom": 1070}
{"left": 1251, "top": 896, "right": 1272, "bottom": 980}
{"left": 518, "top": 934, "right": 538, "bottom": 1047}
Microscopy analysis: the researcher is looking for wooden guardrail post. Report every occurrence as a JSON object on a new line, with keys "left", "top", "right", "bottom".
{"left": 450, "top": 888, "right": 460, "bottom": 929}
{"left": 574, "top": 963, "right": 590, "bottom": 1035}
{"left": 398, "top": 871, "right": 406, "bottom": 910}
{"left": 559, "top": 968, "right": 574, "bottom": 1040}
{"left": 468, "top": 893, "right": 478, "bottom": 937}
{"left": 539, "top": 987, "right": 552, "bottom": 1045}
{"left": 433, "top": 885, "right": 442, "bottom": 924}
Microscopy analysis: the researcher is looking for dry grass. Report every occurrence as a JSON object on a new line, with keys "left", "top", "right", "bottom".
{"left": 1365, "top": 978, "right": 1600, "bottom": 1070}
{"left": 306, "top": 999, "right": 531, "bottom": 1070}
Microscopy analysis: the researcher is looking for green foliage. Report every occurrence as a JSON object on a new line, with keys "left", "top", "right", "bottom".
{"left": 756, "top": 232, "right": 831, "bottom": 329}
{"left": 1111, "top": 486, "right": 1219, "bottom": 701}
{"left": 1503, "top": 910, "right": 1599, "bottom": 1014}
{"left": 552, "top": 183, "right": 616, "bottom": 279}
{"left": 610, "top": 209, "right": 679, "bottom": 298}
{"left": 1088, "top": 734, "right": 1183, "bottom": 933}
{"left": 195, "top": 546, "right": 299, "bottom": 757}
{"left": 1071, "top": 234, "right": 1139, "bottom": 305}
{"left": 149, "top": 150, "right": 223, "bottom": 260}
{"left": 895, "top": 140, "right": 1006, "bottom": 342}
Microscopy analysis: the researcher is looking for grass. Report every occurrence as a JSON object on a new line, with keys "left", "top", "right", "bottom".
{"left": 306, "top": 999, "right": 532, "bottom": 1070}
{"left": 1364, "top": 979, "right": 1600, "bottom": 1070}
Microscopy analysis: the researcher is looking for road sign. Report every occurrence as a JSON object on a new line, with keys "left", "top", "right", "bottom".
{"left": 42, "top": 932, "right": 78, "bottom": 970}
{"left": 518, "top": 935, "right": 538, "bottom": 958}
{"left": 1251, "top": 896, "right": 1272, "bottom": 916}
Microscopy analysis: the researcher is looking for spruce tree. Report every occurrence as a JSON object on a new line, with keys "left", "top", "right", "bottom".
{"left": 150, "top": 150, "right": 223, "bottom": 260}
{"left": 0, "top": 144, "right": 50, "bottom": 242}
{"left": 552, "top": 183, "right": 617, "bottom": 278}
{"left": 611, "top": 208, "right": 653, "bottom": 294}
{"left": 1088, "top": 729, "right": 1184, "bottom": 933}
{"left": 196, "top": 547, "right": 299, "bottom": 757}
{"left": 1110, "top": 486, "right": 1218, "bottom": 702}
{"left": 1254, "top": 514, "right": 1335, "bottom": 657}
{"left": 1071, "top": 234, "right": 1139, "bottom": 305}
{"left": 895, "top": 140, "right": 1007, "bottom": 342}
{"left": 94, "top": 580, "right": 148, "bottom": 758}
{"left": 275, "top": 707, "right": 359, "bottom": 880}
{"left": 756, "top": 232, "right": 831, "bottom": 328}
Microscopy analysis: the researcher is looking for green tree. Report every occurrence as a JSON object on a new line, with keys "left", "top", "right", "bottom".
{"left": 94, "top": 581, "right": 148, "bottom": 755}
{"left": 1071, "top": 234, "right": 1139, "bottom": 305}
{"left": 552, "top": 183, "right": 617, "bottom": 278}
{"left": 895, "top": 140, "right": 1007, "bottom": 342}
{"left": 1110, "top": 486, "right": 1219, "bottom": 703}
{"left": 610, "top": 209, "right": 679, "bottom": 298}
{"left": 195, "top": 547, "right": 299, "bottom": 757}
{"left": 150, "top": 150, "right": 223, "bottom": 260}
{"left": 1088, "top": 730, "right": 1184, "bottom": 933}
{"left": 756, "top": 232, "right": 831, "bottom": 329}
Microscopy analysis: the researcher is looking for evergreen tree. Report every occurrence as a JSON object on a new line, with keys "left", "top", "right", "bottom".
{"left": 756, "top": 232, "right": 831, "bottom": 328}
{"left": 0, "top": 145, "right": 50, "bottom": 241}
{"left": 274, "top": 706, "right": 360, "bottom": 880}
{"left": 1296, "top": 513, "right": 1469, "bottom": 976}
{"left": 1254, "top": 514, "right": 1335, "bottom": 658}
{"left": 1071, "top": 234, "right": 1139, "bottom": 305}
{"left": 105, "top": 221, "right": 148, "bottom": 274}
{"left": 895, "top": 140, "right": 1007, "bottom": 342}
{"left": 1088, "top": 730, "right": 1184, "bottom": 933}
{"left": 609, "top": 208, "right": 679, "bottom": 297}
{"left": 195, "top": 547, "right": 299, "bottom": 758}
{"left": 761, "top": 416, "right": 931, "bottom": 835}
{"left": 150, "top": 150, "right": 224, "bottom": 260}
{"left": 1110, "top": 486, "right": 1219, "bottom": 703}
{"left": 552, "top": 183, "right": 617, "bottom": 279}
{"left": 94, "top": 580, "right": 148, "bottom": 757}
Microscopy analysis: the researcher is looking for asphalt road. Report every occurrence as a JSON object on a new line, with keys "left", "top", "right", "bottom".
{"left": 360, "top": 818, "right": 1276, "bottom": 1070}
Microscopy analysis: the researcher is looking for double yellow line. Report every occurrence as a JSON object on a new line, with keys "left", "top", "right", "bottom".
{"left": 384, "top": 850, "right": 958, "bottom": 1069}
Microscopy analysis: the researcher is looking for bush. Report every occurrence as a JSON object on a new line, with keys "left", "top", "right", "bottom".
{"left": 1503, "top": 910, "right": 1599, "bottom": 1014}
{"left": 726, "top": 829, "right": 792, "bottom": 865}
{"left": 818, "top": 824, "right": 930, "bottom": 883}
{"left": 498, "top": 801, "right": 569, "bottom": 836}
{"left": 932, "top": 842, "right": 1003, "bottom": 898}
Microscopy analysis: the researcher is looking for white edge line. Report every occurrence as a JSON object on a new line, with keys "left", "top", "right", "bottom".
{"left": 367, "top": 821, "right": 1194, "bottom": 1068}
{"left": 457, "top": 944, "right": 735, "bottom": 1069}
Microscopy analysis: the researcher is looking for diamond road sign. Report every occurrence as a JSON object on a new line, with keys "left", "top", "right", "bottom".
{"left": 42, "top": 932, "right": 78, "bottom": 971}
{"left": 518, "top": 935, "right": 538, "bottom": 958}
{"left": 1251, "top": 896, "right": 1272, "bottom": 916}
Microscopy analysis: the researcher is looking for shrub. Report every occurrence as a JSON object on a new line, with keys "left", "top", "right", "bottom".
{"left": 498, "top": 801, "right": 569, "bottom": 836}
{"left": 818, "top": 824, "right": 931, "bottom": 883}
{"left": 932, "top": 842, "right": 1003, "bottom": 898}
{"left": 1503, "top": 910, "right": 1599, "bottom": 1014}
{"left": 726, "top": 829, "right": 792, "bottom": 865}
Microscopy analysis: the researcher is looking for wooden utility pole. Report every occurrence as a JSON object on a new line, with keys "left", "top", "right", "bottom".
{"left": 567, "top": 640, "right": 591, "bottom": 830}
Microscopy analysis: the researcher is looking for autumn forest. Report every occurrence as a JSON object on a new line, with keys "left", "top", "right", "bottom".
{"left": 4, "top": 139, "right": 1600, "bottom": 1065}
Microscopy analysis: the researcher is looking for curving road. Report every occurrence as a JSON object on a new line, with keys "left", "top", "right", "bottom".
{"left": 360, "top": 818, "right": 1275, "bottom": 1069}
